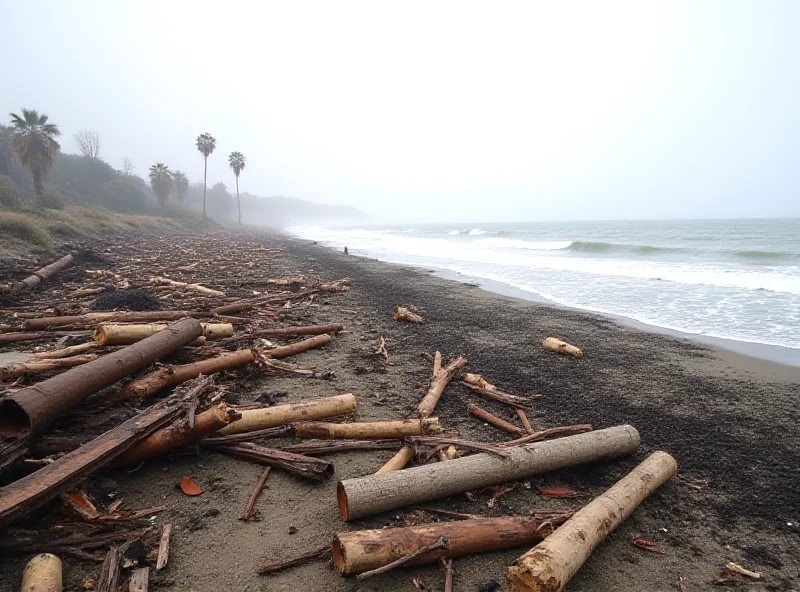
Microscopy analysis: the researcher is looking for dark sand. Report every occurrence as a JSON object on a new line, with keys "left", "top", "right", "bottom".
{"left": 1, "top": 230, "right": 799, "bottom": 591}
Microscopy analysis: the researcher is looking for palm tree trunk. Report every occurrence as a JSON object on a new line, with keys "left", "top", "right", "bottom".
{"left": 236, "top": 176, "right": 241, "bottom": 225}
{"left": 202, "top": 157, "right": 208, "bottom": 218}
{"left": 33, "top": 170, "right": 43, "bottom": 201}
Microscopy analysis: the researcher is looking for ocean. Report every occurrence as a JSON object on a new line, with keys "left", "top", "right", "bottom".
{"left": 287, "top": 219, "right": 800, "bottom": 352}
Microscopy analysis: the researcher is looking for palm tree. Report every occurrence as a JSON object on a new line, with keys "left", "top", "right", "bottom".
{"left": 195, "top": 133, "right": 216, "bottom": 218}
{"left": 149, "top": 163, "right": 172, "bottom": 207}
{"left": 171, "top": 170, "right": 189, "bottom": 207}
{"left": 8, "top": 108, "right": 61, "bottom": 202}
{"left": 228, "top": 151, "right": 246, "bottom": 225}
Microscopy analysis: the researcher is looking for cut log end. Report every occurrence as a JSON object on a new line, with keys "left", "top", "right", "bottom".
{"left": 337, "top": 482, "right": 350, "bottom": 521}
{"left": 21, "top": 553, "right": 63, "bottom": 592}
{"left": 331, "top": 536, "right": 347, "bottom": 573}
{"left": 0, "top": 398, "right": 32, "bottom": 436}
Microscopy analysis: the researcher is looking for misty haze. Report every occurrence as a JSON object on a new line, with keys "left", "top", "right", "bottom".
{"left": 0, "top": 2, "right": 798, "bottom": 592}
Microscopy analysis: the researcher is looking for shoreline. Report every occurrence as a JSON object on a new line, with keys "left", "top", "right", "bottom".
{"left": 300, "top": 237, "right": 800, "bottom": 370}
{"left": 434, "top": 269, "right": 800, "bottom": 372}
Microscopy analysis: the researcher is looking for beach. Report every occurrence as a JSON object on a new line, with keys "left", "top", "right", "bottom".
{"left": 1, "top": 230, "right": 798, "bottom": 591}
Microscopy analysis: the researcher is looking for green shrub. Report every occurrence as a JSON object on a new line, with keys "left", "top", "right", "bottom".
{"left": 38, "top": 189, "right": 65, "bottom": 210}
{"left": 0, "top": 174, "right": 21, "bottom": 208}
{"left": 0, "top": 213, "right": 51, "bottom": 247}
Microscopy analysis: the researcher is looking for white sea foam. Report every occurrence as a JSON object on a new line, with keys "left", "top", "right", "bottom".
{"left": 286, "top": 224, "right": 800, "bottom": 350}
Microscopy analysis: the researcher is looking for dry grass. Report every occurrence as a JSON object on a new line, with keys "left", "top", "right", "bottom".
{"left": 0, "top": 206, "right": 211, "bottom": 256}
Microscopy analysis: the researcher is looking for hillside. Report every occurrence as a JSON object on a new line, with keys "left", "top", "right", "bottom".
{"left": 238, "top": 193, "right": 368, "bottom": 228}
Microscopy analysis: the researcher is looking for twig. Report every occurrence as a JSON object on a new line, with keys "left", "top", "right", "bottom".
{"left": 203, "top": 425, "right": 293, "bottom": 445}
{"left": 499, "top": 424, "right": 592, "bottom": 447}
{"left": 240, "top": 466, "right": 271, "bottom": 521}
{"left": 417, "top": 506, "right": 481, "bottom": 520}
{"left": 257, "top": 544, "right": 331, "bottom": 574}
{"left": 356, "top": 536, "right": 449, "bottom": 581}
{"left": 278, "top": 439, "right": 401, "bottom": 455}
{"left": 442, "top": 558, "right": 453, "bottom": 592}
{"left": 461, "top": 381, "right": 539, "bottom": 409}
{"left": 517, "top": 409, "right": 534, "bottom": 434}
{"left": 156, "top": 523, "right": 171, "bottom": 570}
{"left": 408, "top": 436, "right": 510, "bottom": 458}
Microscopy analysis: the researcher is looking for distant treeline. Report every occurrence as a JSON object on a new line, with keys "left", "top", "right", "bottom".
{"left": 0, "top": 112, "right": 366, "bottom": 227}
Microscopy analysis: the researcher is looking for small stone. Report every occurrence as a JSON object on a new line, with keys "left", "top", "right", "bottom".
{"left": 478, "top": 579, "right": 501, "bottom": 592}
{"left": 288, "top": 526, "right": 297, "bottom": 534}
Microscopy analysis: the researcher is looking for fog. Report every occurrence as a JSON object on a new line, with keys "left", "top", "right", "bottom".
{"left": 3, "top": 1, "right": 799, "bottom": 223}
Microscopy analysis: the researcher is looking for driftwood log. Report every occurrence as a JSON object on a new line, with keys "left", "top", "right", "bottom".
{"left": 294, "top": 418, "right": 440, "bottom": 440}
{"left": 333, "top": 515, "right": 560, "bottom": 575}
{"left": 217, "top": 394, "right": 356, "bottom": 435}
{"left": 217, "top": 442, "right": 334, "bottom": 481}
{"left": 375, "top": 445, "right": 414, "bottom": 474}
{"left": 249, "top": 324, "right": 344, "bottom": 339}
{"left": 20, "top": 553, "right": 63, "bottom": 592}
{"left": 462, "top": 373, "right": 539, "bottom": 408}
{"left": 542, "top": 337, "right": 583, "bottom": 358}
{"left": 468, "top": 403, "right": 523, "bottom": 434}
{"left": 0, "top": 353, "right": 101, "bottom": 382}
{"left": 507, "top": 451, "right": 677, "bottom": 591}
{"left": 113, "top": 349, "right": 255, "bottom": 401}
{"left": 112, "top": 403, "right": 240, "bottom": 466}
{"left": 393, "top": 306, "right": 423, "bottom": 323}
{"left": 94, "top": 322, "right": 232, "bottom": 345}
{"left": 418, "top": 352, "right": 468, "bottom": 418}
{"left": 262, "top": 334, "right": 332, "bottom": 358}
{"left": 337, "top": 425, "right": 640, "bottom": 520}
{"left": 11, "top": 253, "right": 74, "bottom": 293}
{"left": 0, "top": 318, "right": 203, "bottom": 436}
{"left": 21, "top": 311, "right": 205, "bottom": 332}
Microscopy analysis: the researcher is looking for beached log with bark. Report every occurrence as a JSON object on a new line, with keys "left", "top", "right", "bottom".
{"left": 112, "top": 403, "right": 240, "bottom": 466}
{"left": 294, "top": 417, "right": 440, "bottom": 440}
{"left": 217, "top": 442, "right": 334, "bottom": 481}
{"left": 337, "top": 425, "right": 640, "bottom": 520}
{"left": 21, "top": 311, "right": 208, "bottom": 332}
{"left": 333, "top": 515, "right": 568, "bottom": 575}
{"left": 506, "top": 451, "right": 677, "bottom": 591}
{"left": 248, "top": 324, "right": 344, "bottom": 339}
{"left": 0, "top": 318, "right": 203, "bottom": 436}
{"left": 112, "top": 349, "right": 255, "bottom": 402}
{"left": 217, "top": 394, "right": 357, "bottom": 435}
{"left": 418, "top": 352, "right": 468, "bottom": 418}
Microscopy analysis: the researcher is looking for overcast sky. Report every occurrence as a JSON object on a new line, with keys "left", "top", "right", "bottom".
{"left": 3, "top": 1, "right": 799, "bottom": 222}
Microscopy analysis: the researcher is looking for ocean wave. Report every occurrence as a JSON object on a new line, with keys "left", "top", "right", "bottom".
{"left": 732, "top": 249, "right": 800, "bottom": 261}
{"left": 567, "top": 241, "right": 683, "bottom": 255}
